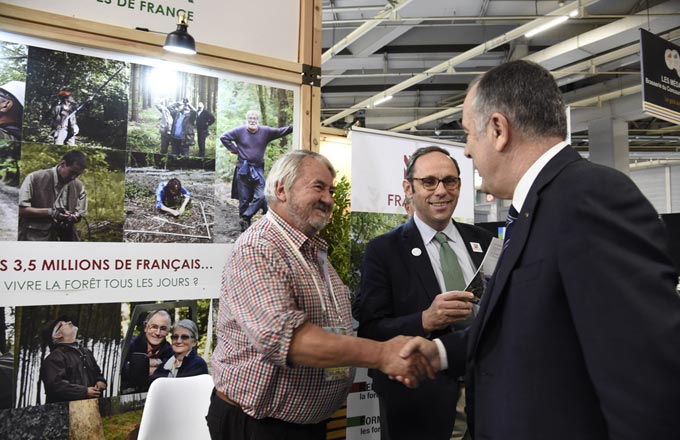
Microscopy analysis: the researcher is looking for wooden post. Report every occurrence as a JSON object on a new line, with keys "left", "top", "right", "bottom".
{"left": 69, "top": 399, "right": 105, "bottom": 440}
{"left": 299, "top": 0, "right": 322, "bottom": 152}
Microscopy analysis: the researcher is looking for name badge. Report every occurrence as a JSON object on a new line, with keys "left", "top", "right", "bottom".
{"left": 470, "top": 242, "right": 483, "bottom": 253}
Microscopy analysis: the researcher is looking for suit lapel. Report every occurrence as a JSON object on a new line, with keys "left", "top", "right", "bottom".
{"left": 469, "top": 146, "right": 583, "bottom": 356}
{"left": 401, "top": 219, "right": 441, "bottom": 302}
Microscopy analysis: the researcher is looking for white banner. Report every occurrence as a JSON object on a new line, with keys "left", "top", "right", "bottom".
{"left": 2, "top": 0, "right": 300, "bottom": 62}
{"left": 0, "top": 241, "right": 231, "bottom": 306}
{"left": 350, "top": 128, "right": 474, "bottom": 223}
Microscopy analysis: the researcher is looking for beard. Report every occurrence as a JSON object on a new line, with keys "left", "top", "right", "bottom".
{"left": 286, "top": 199, "right": 332, "bottom": 237}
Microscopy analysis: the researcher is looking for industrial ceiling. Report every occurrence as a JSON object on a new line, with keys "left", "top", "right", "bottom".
{"left": 320, "top": 0, "right": 680, "bottom": 157}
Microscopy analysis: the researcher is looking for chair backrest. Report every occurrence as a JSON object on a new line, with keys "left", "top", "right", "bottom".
{"left": 137, "top": 374, "right": 214, "bottom": 440}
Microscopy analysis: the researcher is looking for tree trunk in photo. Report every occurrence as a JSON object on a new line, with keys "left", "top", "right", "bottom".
{"left": 69, "top": 399, "right": 105, "bottom": 440}
{"left": 277, "top": 88, "right": 289, "bottom": 149}
{"left": 257, "top": 85, "right": 267, "bottom": 125}
{"left": 129, "top": 64, "right": 141, "bottom": 122}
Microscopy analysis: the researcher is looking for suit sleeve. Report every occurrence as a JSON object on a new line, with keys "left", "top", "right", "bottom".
{"left": 357, "top": 238, "right": 428, "bottom": 341}
{"left": 559, "top": 169, "right": 680, "bottom": 438}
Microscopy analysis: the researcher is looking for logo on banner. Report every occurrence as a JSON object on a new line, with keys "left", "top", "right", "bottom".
{"left": 665, "top": 49, "right": 680, "bottom": 78}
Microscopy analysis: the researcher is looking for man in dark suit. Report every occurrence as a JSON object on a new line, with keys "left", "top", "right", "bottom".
{"left": 358, "top": 146, "right": 493, "bottom": 440}
{"left": 196, "top": 102, "right": 215, "bottom": 157}
{"left": 400, "top": 60, "right": 680, "bottom": 439}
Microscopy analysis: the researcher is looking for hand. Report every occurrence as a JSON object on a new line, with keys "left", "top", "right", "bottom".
{"left": 422, "top": 291, "right": 475, "bottom": 333}
{"left": 390, "top": 337, "right": 441, "bottom": 386}
{"left": 170, "top": 209, "right": 180, "bottom": 217}
{"left": 95, "top": 381, "right": 107, "bottom": 392}
{"left": 177, "top": 207, "right": 185, "bottom": 216}
{"left": 86, "top": 386, "right": 102, "bottom": 398}
{"left": 376, "top": 336, "right": 436, "bottom": 389}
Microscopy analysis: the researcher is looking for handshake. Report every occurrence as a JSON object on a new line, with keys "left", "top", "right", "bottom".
{"left": 375, "top": 335, "right": 440, "bottom": 389}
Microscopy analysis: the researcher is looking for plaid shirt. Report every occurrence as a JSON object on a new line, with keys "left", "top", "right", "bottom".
{"left": 211, "top": 210, "right": 354, "bottom": 424}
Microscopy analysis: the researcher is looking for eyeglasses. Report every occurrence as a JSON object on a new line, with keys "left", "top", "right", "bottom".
{"left": 148, "top": 324, "right": 169, "bottom": 333}
{"left": 411, "top": 176, "right": 461, "bottom": 191}
{"left": 171, "top": 334, "right": 193, "bottom": 341}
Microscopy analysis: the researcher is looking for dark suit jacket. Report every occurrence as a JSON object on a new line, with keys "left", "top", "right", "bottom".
{"left": 443, "top": 146, "right": 680, "bottom": 440}
{"left": 358, "top": 218, "right": 493, "bottom": 440}
{"left": 196, "top": 109, "right": 216, "bottom": 132}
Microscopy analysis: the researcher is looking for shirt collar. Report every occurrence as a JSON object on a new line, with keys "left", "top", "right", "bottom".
{"left": 413, "top": 213, "right": 457, "bottom": 244}
{"left": 512, "top": 141, "right": 569, "bottom": 212}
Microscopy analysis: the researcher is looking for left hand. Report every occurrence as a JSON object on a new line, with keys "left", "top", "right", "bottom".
{"left": 376, "top": 336, "right": 437, "bottom": 388}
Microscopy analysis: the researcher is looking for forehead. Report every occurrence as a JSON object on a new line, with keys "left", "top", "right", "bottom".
{"left": 148, "top": 314, "right": 169, "bottom": 325}
{"left": 174, "top": 326, "right": 191, "bottom": 334}
{"left": 413, "top": 152, "right": 458, "bottom": 176}
{"left": 295, "top": 158, "right": 334, "bottom": 185}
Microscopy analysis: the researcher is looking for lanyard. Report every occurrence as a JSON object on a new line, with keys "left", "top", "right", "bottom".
{"left": 268, "top": 212, "right": 341, "bottom": 324}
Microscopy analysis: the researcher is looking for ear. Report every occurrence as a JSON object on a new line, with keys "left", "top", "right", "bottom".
{"left": 489, "top": 112, "right": 510, "bottom": 152}
{"left": 402, "top": 179, "right": 413, "bottom": 198}
{"left": 0, "top": 98, "right": 12, "bottom": 113}
{"left": 274, "top": 180, "right": 287, "bottom": 202}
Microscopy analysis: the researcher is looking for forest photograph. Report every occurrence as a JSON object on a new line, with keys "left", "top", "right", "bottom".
{"left": 19, "top": 143, "right": 126, "bottom": 242}
{"left": 214, "top": 80, "right": 294, "bottom": 239}
{"left": 126, "top": 64, "right": 219, "bottom": 159}
{"left": 123, "top": 154, "right": 216, "bottom": 244}
{"left": 22, "top": 47, "right": 128, "bottom": 149}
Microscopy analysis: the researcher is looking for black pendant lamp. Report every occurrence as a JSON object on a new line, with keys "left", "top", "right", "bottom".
{"left": 164, "top": 12, "right": 196, "bottom": 55}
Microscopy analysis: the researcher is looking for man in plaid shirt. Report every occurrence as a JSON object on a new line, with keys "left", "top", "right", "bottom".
{"left": 208, "top": 150, "right": 434, "bottom": 440}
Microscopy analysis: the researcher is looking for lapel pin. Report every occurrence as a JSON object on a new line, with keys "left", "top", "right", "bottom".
{"left": 411, "top": 248, "right": 422, "bottom": 256}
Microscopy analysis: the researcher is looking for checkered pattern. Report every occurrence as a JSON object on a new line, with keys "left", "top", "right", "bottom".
{"left": 211, "top": 211, "right": 354, "bottom": 424}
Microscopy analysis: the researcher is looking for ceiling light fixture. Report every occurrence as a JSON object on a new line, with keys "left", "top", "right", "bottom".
{"left": 525, "top": 9, "right": 578, "bottom": 38}
{"left": 373, "top": 95, "right": 393, "bottom": 106}
{"left": 164, "top": 12, "right": 196, "bottom": 55}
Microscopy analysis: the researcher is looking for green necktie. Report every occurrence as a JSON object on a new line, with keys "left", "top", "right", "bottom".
{"left": 434, "top": 232, "right": 466, "bottom": 291}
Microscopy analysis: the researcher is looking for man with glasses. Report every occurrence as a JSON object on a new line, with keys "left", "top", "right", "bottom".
{"left": 357, "top": 146, "right": 493, "bottom": 440}
{"left": 40, "top": 316, "right": 107, "bottom": 403}
{"left": 18, "top": 150, "right": 88, "bottom": 241}
{"left": 121, "top": 310, "right": 173, "bottom": 393}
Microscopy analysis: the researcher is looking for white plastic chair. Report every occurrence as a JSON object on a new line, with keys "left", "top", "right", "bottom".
{"left": 137, "top": 374, "right": 214, "bottom": 440}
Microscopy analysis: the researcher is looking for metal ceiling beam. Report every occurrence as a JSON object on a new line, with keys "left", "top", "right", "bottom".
{"left": 321, "top": 0, "right": 600, "bottom": 127}
{"left": 321, "top": 0, "right": 414, "bottom": 65}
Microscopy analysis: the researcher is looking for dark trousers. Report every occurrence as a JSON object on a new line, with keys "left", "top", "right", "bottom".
{"left": 206, "top": 390, "right": 326, "bottom": 440}
{"left": 160, "top": 133, "right": 171, "bottom": 154}
{"left": 237, "top": 173, "right": 267, "bottom": 219}
{"left": 197, "top": 130, "right": 209, "bottom": 157}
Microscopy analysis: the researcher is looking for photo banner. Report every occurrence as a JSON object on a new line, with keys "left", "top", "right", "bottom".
{"left": 350, "top": 127, "right": 474, "bottom": 223}
{"left": 0, "top": 241, "right": 231, "bottom": 306}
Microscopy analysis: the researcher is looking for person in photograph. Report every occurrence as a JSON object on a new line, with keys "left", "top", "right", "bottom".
{"left": 18, "top": 149, "right": 88, "bottom": 241}
{"left": 150, "top": 319, "right": 208, "bottom": 382}
{"left": 122, "top": 310, "right": 173, "bottom": 392}
{"left": 219, "top": 110, "right": 293, "bottom": 232}
{"left": 156, "top": 99, "right": 173, "bottom": 154}
{"left": 156, "top": 178, "right": 191, "bottom": 217}
{"left": 196, "top": 101, "right": 215, "bottom": 157}
{"left": 207, "top": 150, "right": 434, "bottom": 440}
{"left": 50, "top": 90, "right": 79, "bottom": 146}
{"left": 357, "top": 146, "right": 493, "bottom": 440}
{"left": 398, "top": 60, "right": 680, "bottom": 439}
{"left": 0, "top": 80, "right": 24, "bottom": 142}
{"left": 169, "top": 98, "right": 197, "bottom": 156}
{"left": 40, "top": 316, "right": 107, "bottom": 404}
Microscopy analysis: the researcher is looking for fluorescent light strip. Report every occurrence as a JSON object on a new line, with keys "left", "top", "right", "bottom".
{"left": 373, "top": 95, "right": 393, "bottom": 106}
{"left": 525, "top": 14, "right": 571, "bottom": 38}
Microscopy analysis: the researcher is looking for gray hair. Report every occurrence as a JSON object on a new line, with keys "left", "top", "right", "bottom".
{"left": 469, "top": 60, "right": 567, "bottom": 140}
{"left": 246, "top": 110, "right": 261, "bottom": 120}
{"left": 174, "top": 319, "right": 199, "bottom": 339}
{"left": 264, "top": 150, "right": 336, "bottom": 203}
{"left": 144, "top": 310, "right": 172, "bottom": 327}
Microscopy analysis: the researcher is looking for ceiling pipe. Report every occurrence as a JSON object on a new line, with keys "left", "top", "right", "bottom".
{"left": 322, "top": 0, "right": 600, "bottom": 127}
